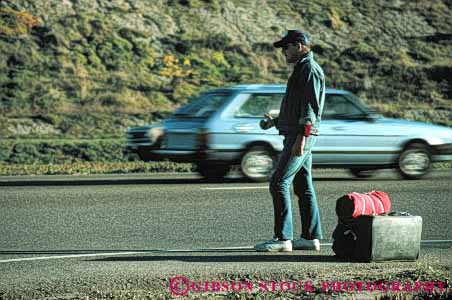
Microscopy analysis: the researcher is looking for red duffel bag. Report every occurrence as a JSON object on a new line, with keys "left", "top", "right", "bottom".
{"left": 336, "top": 191, "right": 391, "bottom": 222}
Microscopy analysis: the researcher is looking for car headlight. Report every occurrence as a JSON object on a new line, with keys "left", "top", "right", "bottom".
{"left": 150, "top": 126, "right": 164, "bottom": 144}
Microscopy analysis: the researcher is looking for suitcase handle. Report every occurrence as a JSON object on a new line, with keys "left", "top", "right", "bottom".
{"left": 386, "top": 211, "right": 412, "bottom": 216}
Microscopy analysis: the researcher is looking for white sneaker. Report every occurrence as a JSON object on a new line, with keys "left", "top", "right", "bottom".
{"left": 293, "top": 237, "right": 320, "bottom": 251}
{"left": 254, "top": 237, "right": 292, "bottom": 252}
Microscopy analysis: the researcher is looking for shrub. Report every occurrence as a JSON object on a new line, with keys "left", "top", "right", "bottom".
{"left": 0, "top": 161, "right": 196, "bottom": 176}
{"left": 96, "top": 35, "right": 134, "bottom": 70}
{"left": 341, "top": 44, "right": 379, "bottom": 64}
{"left": 1, "top": 139, "right": 136, "bottom": 164}
{"left": 173, "top": 81, "right": 198, "bottom": 103}
{"left": 327, "top": 7, "right": 344, "bottom": 30}
{"left": 0, "top": 8, "right": 40, "bottom": 36}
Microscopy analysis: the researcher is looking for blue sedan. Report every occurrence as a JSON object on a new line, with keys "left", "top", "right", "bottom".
{"left": 127, "top": 84, "right": 452, "bottom": 181}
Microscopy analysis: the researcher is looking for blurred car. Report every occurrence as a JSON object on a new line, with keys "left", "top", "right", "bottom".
{"left": 127, "top": 84, "right": 452, "bottom": 181}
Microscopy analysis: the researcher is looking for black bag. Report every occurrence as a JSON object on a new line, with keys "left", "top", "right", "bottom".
{"left": 332, "top": 222, "right": 356, "bottom": 258}
{"left": 332, "top": 212, "right": 422, "bottom": 262}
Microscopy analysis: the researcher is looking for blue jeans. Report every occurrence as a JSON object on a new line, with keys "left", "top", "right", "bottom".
{"left": 269, "top": 135, "right": 323, "bottom": 240}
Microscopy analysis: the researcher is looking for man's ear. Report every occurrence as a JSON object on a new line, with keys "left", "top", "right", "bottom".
{"left": 300, "top": 43, "right": 309, "bottom": 53}
{"left": 296, "top": 43, "right": 303, "bottom": 51}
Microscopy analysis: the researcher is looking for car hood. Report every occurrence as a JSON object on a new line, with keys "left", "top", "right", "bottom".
{"left": 128, "top": 118, "right": 207, "bottom": 134}
{"left": 127, "top": 125, "right": 153, "bottom": 132}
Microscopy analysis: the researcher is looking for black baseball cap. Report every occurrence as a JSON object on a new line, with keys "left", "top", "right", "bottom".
{"left": 273, "top": 30, "right": 312, "bottom": 48}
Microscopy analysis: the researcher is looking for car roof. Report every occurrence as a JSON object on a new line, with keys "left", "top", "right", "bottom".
{"left": 208, "top": 84, "right": 347, "bottom": 94}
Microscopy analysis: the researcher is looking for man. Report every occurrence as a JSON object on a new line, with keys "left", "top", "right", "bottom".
{"left": 254, "top": 30, "right": 325, "bottom": 252}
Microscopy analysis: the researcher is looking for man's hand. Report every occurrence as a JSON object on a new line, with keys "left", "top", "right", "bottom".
{"left": 291, "top": 135, "right": 306, "bottom": 156}
{"left": 259, "top": 114, "right": 274, "bottom": 130}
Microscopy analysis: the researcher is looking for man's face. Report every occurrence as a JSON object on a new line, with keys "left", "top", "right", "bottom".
{"left": 282, "top": 42, "right": 307, "bottom": 64}
{"left": 282, "top": 43, "right": 299, "bottom": 63}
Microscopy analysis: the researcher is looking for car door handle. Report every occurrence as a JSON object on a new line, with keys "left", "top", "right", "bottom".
{"left": 333, "top": 126, "right": 346, "bottom": 131}
{"left": 233, "top": 125, "right": 255, "bottom": 132}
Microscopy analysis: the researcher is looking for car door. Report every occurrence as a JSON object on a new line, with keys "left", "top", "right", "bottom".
{"left": 314, "top": 94, "right": 401, "bottom": 166}
{"left": 214, "top": 92, "right": 285, "bottom": 152}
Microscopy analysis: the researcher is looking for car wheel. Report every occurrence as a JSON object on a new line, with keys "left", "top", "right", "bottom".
{"left": 137, "top": 150, "right": 152, "bottom": 162}
{"left": 349, "top": 168, "right": 377, "bottom": 179}
{"left": 398, "top": 143, "right": 431, "bottom": 180}
{"left": 240, "top": 146, "right": 275, "bottom": 182}
{"left": 197, "top": 162, "right": 230, "bottom": 182}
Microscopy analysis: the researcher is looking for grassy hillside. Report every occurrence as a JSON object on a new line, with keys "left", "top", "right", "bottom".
{"left": 0, "top": 0, "right": 451, "bottom": 168}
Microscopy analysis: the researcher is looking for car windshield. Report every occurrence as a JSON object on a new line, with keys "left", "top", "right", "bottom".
{"left": 173, "top": 93, "right": 231, "bottom": 118}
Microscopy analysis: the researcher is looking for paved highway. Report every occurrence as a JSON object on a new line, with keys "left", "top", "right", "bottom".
{"left": 0, "top": 169, "right": 451, "bottom": 299}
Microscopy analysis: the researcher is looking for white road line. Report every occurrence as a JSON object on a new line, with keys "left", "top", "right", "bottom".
{"left": 201, "top": 186, "right": 268, "bottom": 190}
{"left": 0, "top": 247, "right": 254, "bottom": 263}
{"left": 0, "top": 240, "right": 450, "bottom": 263}
{"left": 0, "top": 252, "right": 146, "bottom": 263}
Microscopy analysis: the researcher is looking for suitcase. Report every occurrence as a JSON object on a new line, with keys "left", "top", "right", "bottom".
{"left": 333, "top": 213, "right": 422, "bottom": 262}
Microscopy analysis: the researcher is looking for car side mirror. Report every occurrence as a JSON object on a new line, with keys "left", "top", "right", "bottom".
{"left": 338, "top": 113, "right": 377, "bottom": 122}
{"left": 364, "top": 113, "right": 380, "bottom": 122}
{"left": 266, "top": 109, "right": 280, "bottom": 118}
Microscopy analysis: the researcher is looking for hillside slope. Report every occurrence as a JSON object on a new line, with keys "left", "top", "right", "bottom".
{"left": 0, "top": 0, "right": 451, "bottom": 139}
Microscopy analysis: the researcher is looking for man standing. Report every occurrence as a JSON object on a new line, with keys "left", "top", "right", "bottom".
{"left": 255, "top": 30, "right": 325, "bottom": 252}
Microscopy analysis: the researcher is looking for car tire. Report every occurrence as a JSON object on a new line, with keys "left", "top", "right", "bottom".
{"left": 197, "top": 162, "right": 230, "bottom": 182}
{"left": 398, "top": 143, "right": 431, "bottom": 180}
{"left": 240, "top": 146, "right": 275, "bottom": 182}
{"left": 137, "top": 150, "right": 152, "bottom": 162}
{"left": 349, "top": 168, "right": 377, "bottom": 179}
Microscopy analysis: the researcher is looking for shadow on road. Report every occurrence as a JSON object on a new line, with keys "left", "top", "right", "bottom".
{"left": 88, "top": 254, "right": 345, "bottom": 263}
{"left": 1, "top": 242, "right": 449, "bottom": 256}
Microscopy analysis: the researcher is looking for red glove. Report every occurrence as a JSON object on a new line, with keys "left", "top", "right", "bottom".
{"left": 304, "top": 123, "right": 312, "bottom": 137}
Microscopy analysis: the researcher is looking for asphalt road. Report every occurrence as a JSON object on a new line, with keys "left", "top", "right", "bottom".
{"left": 0, "top": 169, "right": 451, "bottom": 299}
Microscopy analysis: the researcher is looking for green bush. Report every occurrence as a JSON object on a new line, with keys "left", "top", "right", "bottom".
{"left": 1, "top": 139, "right": 137, "bottom": 164}
{"left": 0, "top": 161, "right": 195, "bottom": 176}
{"left": 0, "top": 0, "right": 451, "bottom": 145}
{"left": 96, "top": 34, "right": 134, "bottom": 70}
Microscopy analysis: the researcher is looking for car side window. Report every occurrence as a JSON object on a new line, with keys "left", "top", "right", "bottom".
{"left": 323, "top": 94, "right": 363, "bottom": 120}
{"left": 234, "top": 93, "right": 283, "bottom": 118}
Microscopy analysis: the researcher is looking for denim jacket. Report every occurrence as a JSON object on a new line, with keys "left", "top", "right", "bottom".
{"left": 274, "top": 51, "right": 325, "bottom": 136}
